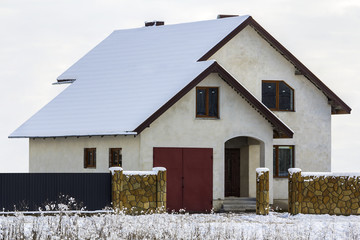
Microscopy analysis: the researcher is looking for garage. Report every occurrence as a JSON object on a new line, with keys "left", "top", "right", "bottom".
{"left": 153, "top": 147, "right": 213, "bottom": 212}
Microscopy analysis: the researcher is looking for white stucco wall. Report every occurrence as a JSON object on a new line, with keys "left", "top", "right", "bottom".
{"left": 248, "top": 144, "right": 260, "bottom": 198}
{"left": 28, "top": 24, "right": 333, "bottom": 206}
{"left": 29, "top": 72, "right": 274, "bottom": 209}
{"left": 210, "top": 25, "right": 332, "bottom": 200}
{"left": 29, "top": 135, "right": 140, "bottom": 172}
{"left": 139, "top": 73, "right": 274, "bottom": 208}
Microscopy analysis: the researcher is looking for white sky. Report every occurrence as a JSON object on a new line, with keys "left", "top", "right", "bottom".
{"left": 1, "top": 0, "right": 359, "bottom": 172}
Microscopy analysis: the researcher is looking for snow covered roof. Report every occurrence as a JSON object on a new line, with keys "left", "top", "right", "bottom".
{"left": 9, "top": 15, "right": 296, "bottom": 138}
{"left": 57, "top": 16, "right": 250, "bottom": 81}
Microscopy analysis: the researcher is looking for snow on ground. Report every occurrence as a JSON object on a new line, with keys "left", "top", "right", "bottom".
{"left": 1, "top": 211, "right": 360, "bottom": 239}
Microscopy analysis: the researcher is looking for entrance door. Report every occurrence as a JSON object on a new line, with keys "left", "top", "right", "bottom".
{"left": 153, "top": 147, "right": 213, "bottom": 212}
{"left": 225, "top": 148, "right": 240, "bottom": 197}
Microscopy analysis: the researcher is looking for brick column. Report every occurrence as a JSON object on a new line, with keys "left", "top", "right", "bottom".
{"left": 256, "top": 168, "right": 269, "bottom": 215}
{"left": 154, "top": 167, "right": 167, "bottom": 210}
{"left": 110, "top": 167, "right": 123, "bottom": 210}
{"left": 288, "top": 168, "right": 302, "bottom": 215}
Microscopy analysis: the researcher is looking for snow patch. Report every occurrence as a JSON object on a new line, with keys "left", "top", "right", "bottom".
{"left": 109, "top": 167, "right": 166, "bottom": 176}
{"left": 2, "top": 212, "right": 360, "bottom": 239}
{"left": 302, "top": 172, "right": 360, "bottom": 178}
{"left": 109, "top": 167, "right": 123, "bottom": 175}
{"left": 256, "top": 168, "right": 269, "bottom": 178}
{"left": 123, "top": 171, "right": 157, "bottom": 176}
{"left": 256, "top": 168, "right": 269, "bottom": 173}
{"left": 152, "top": 167, "right": 166, "bottom": 173}
{"left": 288, "top": 169, "right": 360, "bottom": 179}
{"left": 0, "top": 209, "right": 114, "bottom": 215}
{"left": 288, "top": 168, "right": 301, "bottom": 175}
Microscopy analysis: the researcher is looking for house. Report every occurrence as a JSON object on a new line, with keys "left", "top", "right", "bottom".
{"left": 10, "top": 15, "right": 351, "bottom": 211}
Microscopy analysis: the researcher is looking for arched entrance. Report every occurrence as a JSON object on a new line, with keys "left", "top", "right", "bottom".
{"left": 224, "top": 136, "right": 264, "bottom": 198}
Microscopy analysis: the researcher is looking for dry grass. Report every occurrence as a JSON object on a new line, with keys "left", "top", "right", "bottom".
{"left": 1, "top": 210, "right": 360, "bottom": 239}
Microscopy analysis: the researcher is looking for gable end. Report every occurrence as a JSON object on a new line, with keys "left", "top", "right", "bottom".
{"left": 199, "top": 17, "right": 351, "bottom": 115}
{"left": 134, "top": 62, "right": 293, "bottom": 138}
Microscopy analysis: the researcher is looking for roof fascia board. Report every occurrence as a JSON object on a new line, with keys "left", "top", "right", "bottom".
{"left": 213, "top": 63, "right": 293, "bottom": 138}
{"left": 133, "top": 63, "right": 218, "bottom": 134}
{"left": 198, "top": 17, "right": 351, "bottom": 114}
{"left": 134, "top": 62, "right": 293, "bottom": 138}
{"left": 248, "top": 19, "right": 351, "bottom": 114}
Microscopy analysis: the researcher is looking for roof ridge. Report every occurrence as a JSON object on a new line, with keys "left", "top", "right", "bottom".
{"left": 111, "top": 15, "right": 250, "bottom": 32}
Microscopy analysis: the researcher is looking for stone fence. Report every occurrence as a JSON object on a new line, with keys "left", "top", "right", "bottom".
{"left": 289, "top": 168, "right": 360, "bottom": 215}
{"left": 256, "top": 168, "right": 269, "bottom": 215}
{"left": 110, "top": 167, "right": 166, "bottom": 212}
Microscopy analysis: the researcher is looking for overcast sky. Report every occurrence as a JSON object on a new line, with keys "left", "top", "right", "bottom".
{"left": 1, "top": 0, "right": 359, "bottom": 172}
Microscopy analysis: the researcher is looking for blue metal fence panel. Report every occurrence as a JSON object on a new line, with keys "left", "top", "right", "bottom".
{"left": 0, "top": 173, "right": 111, "bottom": 211}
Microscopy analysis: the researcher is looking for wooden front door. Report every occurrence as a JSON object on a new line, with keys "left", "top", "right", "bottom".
{"left": 153, "top": 147, "right": 213, "bottom": 212}
{"left": 225, "top": 148, "right": 240, "bottom": 197}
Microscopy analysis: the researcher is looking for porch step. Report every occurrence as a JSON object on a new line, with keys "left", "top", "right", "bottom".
{"left": 222, "top": 197, "right": 256, "bottom": 212}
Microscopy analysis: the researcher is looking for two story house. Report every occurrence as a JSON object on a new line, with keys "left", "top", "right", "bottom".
{"left": 10, "top": 15, "right": 351, "bottom": 211}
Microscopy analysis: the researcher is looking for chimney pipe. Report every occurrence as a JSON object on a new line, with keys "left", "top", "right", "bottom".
{"left": 145, "top": 21, "right": 165, "bottom": 27}
{"left": 217, "top": 14, "right": 239, "bottom": 19}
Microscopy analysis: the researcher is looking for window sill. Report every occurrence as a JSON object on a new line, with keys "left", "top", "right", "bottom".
{"left": 195, "top": 117, "right": 220, "bottom": 120}
{"left": 270, "top": 109, "right": 295, "bottom": 112}
{"left": 274, "top": 176, "right": 288, "bottom": 179}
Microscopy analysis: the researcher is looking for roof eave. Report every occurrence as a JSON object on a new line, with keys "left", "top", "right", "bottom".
{"left": 248, "top": 19, "right": 351, "bottom": 115}
{"left": 8, "top": 132, "right": 137, "bottom": 139}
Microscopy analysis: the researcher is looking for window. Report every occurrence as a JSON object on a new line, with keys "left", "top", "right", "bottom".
{"left": 84, "top": 148, "right": 96, "bottom": 168}
{"left": 262, "top": 81, "right": 294, "bottom": 111}
{"left": 196, "top": 87, "right": 219, "bottom": 118}
{"left": 109, "top": 148, "right": 122, "bottom": 167}
{"left": 273, "top": 145, "right": 294, "bottom": 177}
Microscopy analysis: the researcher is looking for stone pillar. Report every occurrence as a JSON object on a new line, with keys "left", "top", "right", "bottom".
{"left": 288, "top": 168, "right": 302, "bottom": 215}
{"left": 110, "top": 167, "right": 123, "bottom": 210}
{"left": 154, "top": 167, "right": 167, "bottom": 209}
{"left": 256, "top": 168, "right": 269, "bottom": 215}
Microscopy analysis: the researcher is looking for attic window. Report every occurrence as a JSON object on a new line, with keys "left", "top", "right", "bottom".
{"left": 262, "top": 81, "right": 294, "bottom": 111}
{"left": 196, "top": 87, "right": 219, "bottom": 118}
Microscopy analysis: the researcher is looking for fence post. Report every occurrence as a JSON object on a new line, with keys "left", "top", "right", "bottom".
{"left": 256, "top": 168, "right": 269, "bottom": 215}
{"left": 154, "top": 167, "right": 167, "bottom": 210}
{"left": 288, "top": 168, "right": 302, "bottom": 215}
{"left": 110, "top": 167, "right": 123, "bottom": 210}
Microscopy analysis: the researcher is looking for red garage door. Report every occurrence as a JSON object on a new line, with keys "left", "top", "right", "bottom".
{"left": 153, "top": 147, "right": 213, "bottom": 212}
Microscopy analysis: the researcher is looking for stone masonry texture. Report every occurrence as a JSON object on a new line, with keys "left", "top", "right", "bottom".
{"left": 256, "top": 168, "right": 269, "bottom": 215}
{"left": 111, "top": 168, "right": 166, "bottom": 212}
{"left": 288, "top": 169, "right": 360, "bottom": 215}
{"left": 288, "top": 170, "right": 302, "bottom": 215}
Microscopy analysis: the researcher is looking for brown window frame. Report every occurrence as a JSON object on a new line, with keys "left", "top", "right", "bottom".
{"left": 84, "top": 148, "right": 96, "bottom": 168}
{"left": 109, "top": 148, "right": 122, "bottom": 167}
{"left": 273, "top": 145, "right": 294, "bottom": 178}
{"left": 262, "top": 80, "right": 294, "bottom": 111}
{"left": 196, "top": 86, "right": 219, "bottom": 118}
